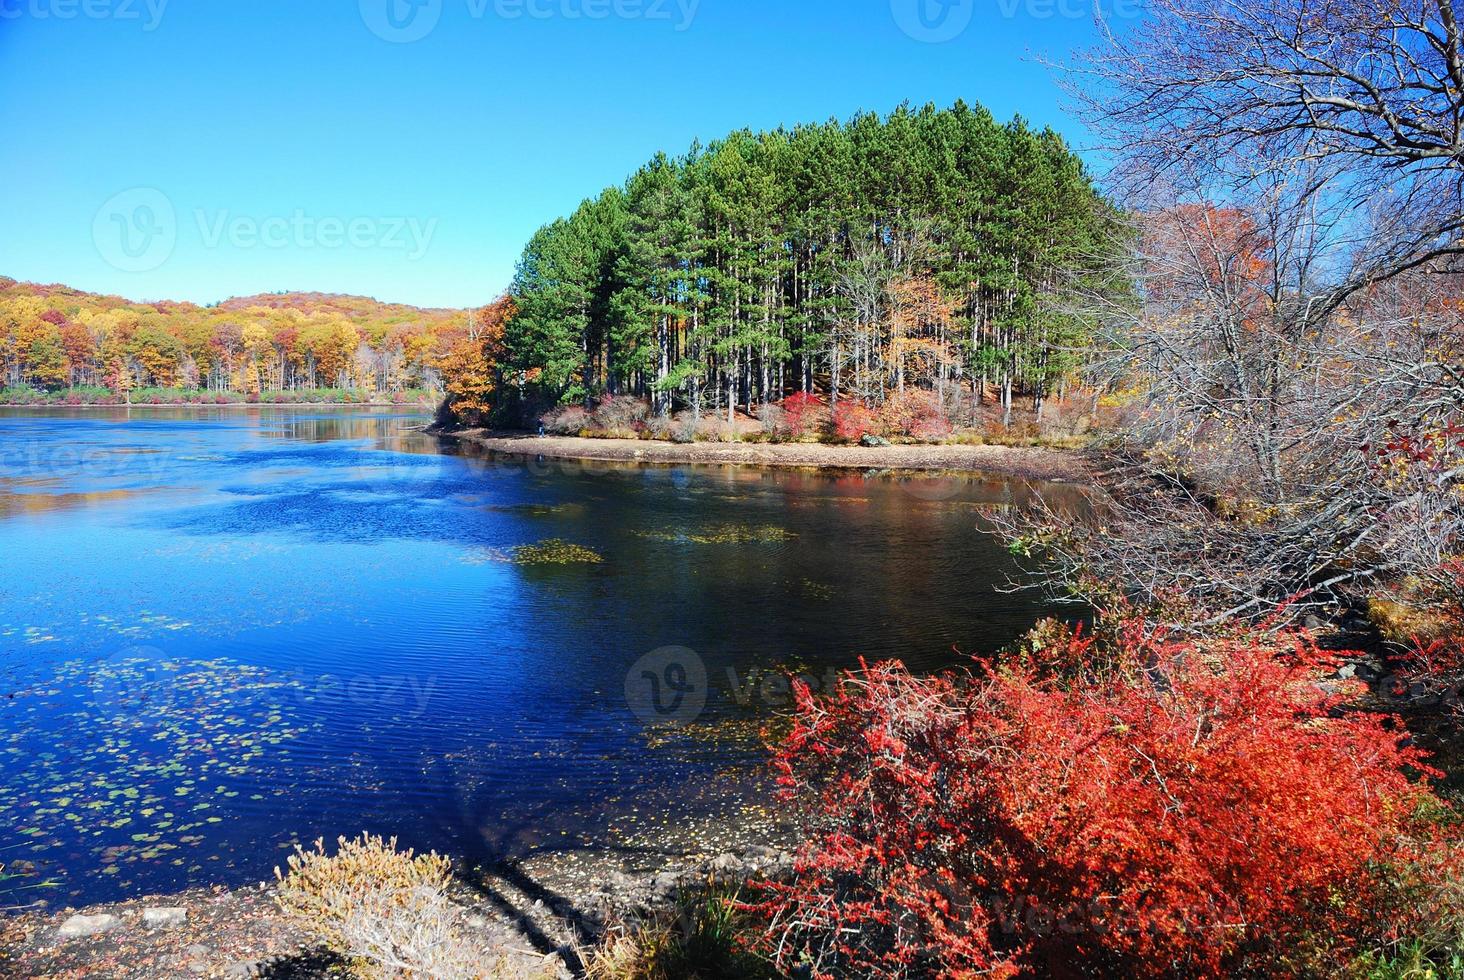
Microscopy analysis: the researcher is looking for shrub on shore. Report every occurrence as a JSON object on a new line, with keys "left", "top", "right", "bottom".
{"left": 878, "top": 390, "right": 951, "bottom": 442}
{"left": 276, "top": 833, "right": 516, "bottom": 979}
{"left": 830, "top": 402, "right": 882, "bottom": 443}
{"left": 777, "top": 393, "right": 829, "bottom": 442}
{"left": 532, "top": 392, "right": 1098, "bottom": 448}
{"left": 756, "top": 619, "right": 1463, "bottom": 979}
{"left": 587, "top": 888, "right": 776, "bottom": 980}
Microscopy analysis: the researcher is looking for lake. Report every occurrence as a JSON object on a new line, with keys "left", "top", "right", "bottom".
{"left": 0, "top": 406, "right": 1068, "bottom": 908}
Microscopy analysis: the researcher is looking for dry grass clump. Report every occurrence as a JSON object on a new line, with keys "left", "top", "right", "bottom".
{"left": 1368, "top": 595, "right": 1454, "bottom": 646}
{"left": 585, "top": 889, "right": 776, "bottom": 980}
{"left": 275, "top": 833, "right": 512, "bottom": 979}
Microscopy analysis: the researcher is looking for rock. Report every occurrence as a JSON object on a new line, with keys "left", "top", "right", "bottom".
{"left": 57, "top": 913, "right": 123, "bottom": 938}
{"left": 143, "top": 906, "right": 188, "bottom": 928}
{"left": 709, "top": 853, "right": 745, "bottom": 874}
{"left": 223, "top": 961, "right": 262, "bottom": 978}
{"left": 860, "top": 434, "right": 891, "bottom": 448}
{"left": 651, "top": 872, "right": 683, "bottom": 896}
{"left": 1355, "top": 659, "right": 1384, "bottom": 682}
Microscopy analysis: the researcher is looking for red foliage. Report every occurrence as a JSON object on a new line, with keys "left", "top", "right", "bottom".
{"left": 589, "top": 395, "right": 651, "bottom": 434}
{"left": 1391, "top": 561, "right": 1464, "bottom": 706}
{"left": 757, "top": 621, "right": 1452, "bottom": 979}
{"left": 832, "top": 401, "right": 881, "bottom": 442}
{"left": 780, "top": 392, "right": 828, "bottom": 440}
{"left": 879, "top": 389, "right": 952, "bottom": 441}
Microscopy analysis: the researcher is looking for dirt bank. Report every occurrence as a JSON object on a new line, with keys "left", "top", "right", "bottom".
{"left": 440, "top": 430, "right": 1090, "bottom": 483}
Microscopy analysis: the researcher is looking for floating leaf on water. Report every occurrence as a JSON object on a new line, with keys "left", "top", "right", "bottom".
{"left": 634, "top": 523, "right": 796, "bottom": 545}
{"left": 510, "top": 539, "right": 604, "bottom": 566}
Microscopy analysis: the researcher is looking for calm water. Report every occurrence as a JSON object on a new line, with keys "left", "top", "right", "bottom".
{"left": 0, "top": 407, "right": 1068, "bottom": 907}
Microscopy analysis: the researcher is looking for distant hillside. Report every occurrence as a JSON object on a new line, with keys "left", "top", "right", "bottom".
{"left": 0, "top": 276, "right": 484, "bottom": 397}
{"left": 214, "top": 290, "right": 462, "bottom": 319}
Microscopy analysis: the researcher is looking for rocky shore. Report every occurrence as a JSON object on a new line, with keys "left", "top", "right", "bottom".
{"left": 2, "top": 838, "right": 793, "bottom": 979}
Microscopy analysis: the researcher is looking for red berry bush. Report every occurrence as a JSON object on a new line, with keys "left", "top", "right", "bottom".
{"left": 831, "top": 402, "right": 881, "bottom": 443}
{"left": 779, "top": 392, "right": 829, "bottom": 441}
{"left": 757, "top": 620, "right": 1456, "bottom": 979}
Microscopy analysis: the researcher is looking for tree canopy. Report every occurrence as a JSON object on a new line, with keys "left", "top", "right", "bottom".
{"left": 503, "top": 102, "right": 1119, "bottom": 422}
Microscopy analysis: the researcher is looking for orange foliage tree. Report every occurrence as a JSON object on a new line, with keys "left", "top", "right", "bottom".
{"left": 439, "top": 295, "right": 515, "bottom": 426}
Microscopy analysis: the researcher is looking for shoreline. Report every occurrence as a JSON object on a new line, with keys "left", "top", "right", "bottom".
{"left": 3, "top": 818, "right": 792, "bottom": 979}
{"left": 0, "top": 401, "right": 431, "bottom": 411}
{"left": 439, "top": 428, "right": 1091, "bottom": 483}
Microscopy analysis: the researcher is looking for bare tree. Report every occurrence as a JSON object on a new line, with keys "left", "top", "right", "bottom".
{"left": 1071, "top": 0, "right": 1464, "bottom": 309}
{"left": 1003, "top": 132, "right": 1464, "bottom": 626}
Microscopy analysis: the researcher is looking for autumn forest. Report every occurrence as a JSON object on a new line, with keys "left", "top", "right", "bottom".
{"left": 1, "top": 101, "right": 1116, "bottom": 427}
{"left": 0, "top": 281, "right": 465, "bottom": 403}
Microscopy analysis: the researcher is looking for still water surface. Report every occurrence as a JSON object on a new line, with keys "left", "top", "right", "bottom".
{"left": 0, "top": 407, "right": 1066, "bottom": 906}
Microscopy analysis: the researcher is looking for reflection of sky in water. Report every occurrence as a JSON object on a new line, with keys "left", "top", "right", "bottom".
{"left": 0, "top": 407, "right": 1069, "bottom": 906}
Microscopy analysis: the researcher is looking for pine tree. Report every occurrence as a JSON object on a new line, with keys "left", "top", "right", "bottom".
{"left": 501, "top": 102, "right": 1119, "bottom": 427}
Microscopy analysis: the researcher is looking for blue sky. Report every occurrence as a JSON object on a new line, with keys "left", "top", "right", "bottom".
{"left": 0, "top": 0, "right": 1133, "bottom": 308}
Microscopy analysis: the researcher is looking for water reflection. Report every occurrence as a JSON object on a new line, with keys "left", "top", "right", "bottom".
{"left": 0, "top": 407, "right": 1077, "bottom": 907}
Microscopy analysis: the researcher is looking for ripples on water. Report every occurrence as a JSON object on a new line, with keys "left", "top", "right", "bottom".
{"left": 0, "top": 406, "right": 1073, "bottom": 906}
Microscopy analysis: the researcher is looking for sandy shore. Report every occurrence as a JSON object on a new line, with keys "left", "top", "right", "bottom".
{"left": 440, "top": 430, "right": 1090, "bottom": 483}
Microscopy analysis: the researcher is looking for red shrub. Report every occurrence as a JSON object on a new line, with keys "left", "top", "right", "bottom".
{"left": 832, "top": 401, "right": 881, "bottom": 443}
{"left": 879, "top": 389, "right": 952, "bottom": 441}
{"left": 590, "top": 395, "right": 651, "bottom": 435}
{"left": 780, "top": 392, "right": 829, "bottom": 440}
{"left": 757, "top": 620, "right": 1453, "bottom": 979}
{"left": 540, "top": 404, "right": 589, "bottom": 435}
